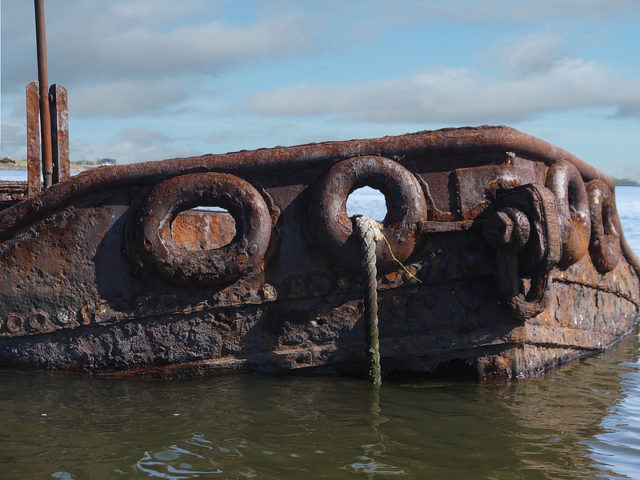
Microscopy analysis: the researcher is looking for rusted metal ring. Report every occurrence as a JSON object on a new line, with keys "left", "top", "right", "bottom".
{"left": 586, "top": 179, "right": 621, "bottom": 273}
{"left": 136, "top": 173, "right": 271, "bottom": 286}
{"left": 313, "top": 156, "right": 428, "bottom": 273}
{"left": 545, "top": 161, "right": 590, "bottom": 267}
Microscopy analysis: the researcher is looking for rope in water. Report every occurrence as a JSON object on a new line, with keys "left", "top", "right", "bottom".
{"left": 353, "top": 215, "right": 383, "bottom": 386}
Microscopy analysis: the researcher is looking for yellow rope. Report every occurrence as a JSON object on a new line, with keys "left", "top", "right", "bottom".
{"left": 378, "top": 232, "right": 423, "bottom": 284}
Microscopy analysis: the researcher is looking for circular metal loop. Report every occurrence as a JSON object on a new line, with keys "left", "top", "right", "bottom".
{"left": 135, "top": 172, "right": 272, "bottom": 286}
{"left": 312, "top": 156, "right": 428, "bottom": 273}
{"left": 586, "top": 179, "right": 621, "bottom": 273}
{"left": 545, "top": 161, "right": 591, "bottom": 267}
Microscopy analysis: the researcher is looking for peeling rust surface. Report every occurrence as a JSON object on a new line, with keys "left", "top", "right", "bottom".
{"left": 171, "top": 211, "right": 235, "bottom": 251}
{"left": 587, "top": 179, "right": 621, "bottom": 274}
{"left": 0, "top": 182, "right": 28, "bottom": 208}
{"left": 50, "top": 84, "right": 70, "bottom": 183}
{"left": 26, "top": 81, "right": 42, "bottom": 198}
{"left": 0, "top": 125, "right": 637, "bottom": 379}
{"left": 545, "top": 161, "right": 590, "bottom": 267}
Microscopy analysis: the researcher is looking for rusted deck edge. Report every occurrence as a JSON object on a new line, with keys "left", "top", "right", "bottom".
{"left": 0, "top": 125, "right": 614, "bottom": 236}
{"left": 5, "top": 125, "right": 637, "bottom": 282}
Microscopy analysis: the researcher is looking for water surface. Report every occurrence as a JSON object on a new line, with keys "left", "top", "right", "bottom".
{"left": 0, "top": 335, "right": 639, "bottom": 479}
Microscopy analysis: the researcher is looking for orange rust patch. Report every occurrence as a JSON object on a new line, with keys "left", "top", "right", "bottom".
{"left": 171, "top": 210, "right": 235, "bottom": 251}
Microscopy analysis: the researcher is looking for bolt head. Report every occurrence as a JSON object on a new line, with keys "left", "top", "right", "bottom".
{"left": 484, "top": 211, "right": 514, "bottom": 247}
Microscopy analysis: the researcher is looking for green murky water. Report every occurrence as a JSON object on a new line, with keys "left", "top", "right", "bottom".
{"left": 1, "top": 331, "right": 639, "bottom": 479}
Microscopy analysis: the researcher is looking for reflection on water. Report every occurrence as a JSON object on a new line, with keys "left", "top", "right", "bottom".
{"left": 0, "top": 332, "right": 639, "bottom": 479}
{"left": 587, "top": 359, "right": 640, "bottom": 479}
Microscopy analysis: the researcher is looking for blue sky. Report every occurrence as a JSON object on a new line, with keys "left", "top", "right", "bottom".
{"left": 1, "top": 0, "right": 639, "bottom": 179}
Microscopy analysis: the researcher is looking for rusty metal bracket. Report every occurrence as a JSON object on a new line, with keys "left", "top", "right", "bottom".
{"left": 483, "top": 184, "right": 561, "bottom": 319}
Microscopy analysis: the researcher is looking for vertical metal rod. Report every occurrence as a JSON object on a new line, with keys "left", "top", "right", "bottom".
{"left": 34, "top": 0, "right": 53, "bottom": 188}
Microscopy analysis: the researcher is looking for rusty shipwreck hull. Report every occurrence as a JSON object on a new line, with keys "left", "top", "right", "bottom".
{"left": 0, "top": 125, "right": 638, "bottom": 379}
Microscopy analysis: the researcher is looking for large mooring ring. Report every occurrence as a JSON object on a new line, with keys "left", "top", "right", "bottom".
{"left": 545, "top": 161, "right": 590, "bottom": 267}
{"left": 586, "top": 179, "right": 621, "bottom": 273}
{"left": 134, "top": 172, "right": 272, "bottom": 286}
{"left": 312, "top": 156, "right": 428, "bottom": 273}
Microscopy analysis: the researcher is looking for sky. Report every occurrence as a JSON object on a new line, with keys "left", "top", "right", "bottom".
{"left": 1, "top": 0, "right": 639, "bottom": 179}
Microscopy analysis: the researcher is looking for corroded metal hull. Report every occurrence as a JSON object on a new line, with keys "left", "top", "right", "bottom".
{"left": 0, "top": 126, "right": 638, "bottom": 379}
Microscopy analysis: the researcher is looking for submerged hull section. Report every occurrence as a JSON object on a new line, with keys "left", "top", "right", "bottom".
{"left": 0, "top": 126, "right": 638, "bottom": 379}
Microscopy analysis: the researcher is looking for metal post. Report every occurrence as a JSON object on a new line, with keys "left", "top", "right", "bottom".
{"left": 50, "top": 84, "right": 70, "bottom": 183}
{"left": 34, "top": 0, "right": 53, "bottom": 188}
{"left": 26, "top": 82, "right": 42, "bottom": 196}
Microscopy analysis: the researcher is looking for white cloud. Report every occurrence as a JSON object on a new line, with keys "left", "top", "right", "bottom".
{"left": 246, "top": 34, "right": 640, "bottom": 124}
{"left": 1, "top": 0, "right": 315, "bottom": 117}
{"left": 492, "top": 33, "right": 566, "bottom": 75}
{"left": 70, "top": 130, "right": 198, "bottom": 164}
{"left": 0, "top": 119, "right": 27, "bottom": 159}
{"left": 48, "top": 15, "right": 310, "bottom": 82}
{"left": 356, "top": 0, "right": 640, "bottom": 25}
{"left": 0, "top": 118, "right": 193, "bottom": 163}
{"left": 114, "top": 128, "right": 172, "bottom": 146}
{"left": 205, "top": 122, "right": 367, "bottom": 153}
{"left": 69, "top": 79, "right": 191, "bottom": 118}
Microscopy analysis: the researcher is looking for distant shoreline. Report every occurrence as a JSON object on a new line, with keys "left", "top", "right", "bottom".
{"left": 0, "top": 164, "right": 94, "bottom": 173}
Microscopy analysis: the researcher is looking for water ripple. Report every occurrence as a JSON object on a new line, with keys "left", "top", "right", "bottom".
{"left": 136, "top": 434, "right": 228, "bottom": 479}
